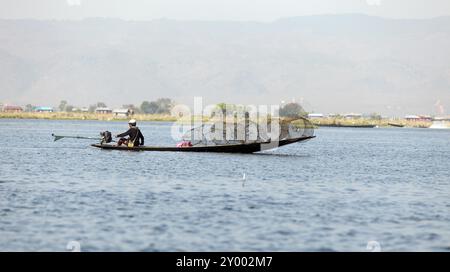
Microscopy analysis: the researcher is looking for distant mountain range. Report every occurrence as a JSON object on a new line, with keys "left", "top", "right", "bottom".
{"left": 0, "top": 14, "right": 449, "bottom": 116}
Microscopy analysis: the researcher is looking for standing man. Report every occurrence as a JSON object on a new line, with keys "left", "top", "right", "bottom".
{"left": 116, "top": 119, "right": 145, "bottom": 147}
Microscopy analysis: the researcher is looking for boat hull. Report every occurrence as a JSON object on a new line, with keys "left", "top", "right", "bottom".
{"left": 318, "top": 124, "right": 376, "bottom": 128}
{"left": 91, "top": 136, "right": 315, "bottom": 153}
{"left": 388, "top": 123, "right": 404, "bottom": 128}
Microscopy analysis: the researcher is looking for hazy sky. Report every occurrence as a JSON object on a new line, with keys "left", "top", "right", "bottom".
{"left": 0, "top": 0, "right": 450, "bottom": 21}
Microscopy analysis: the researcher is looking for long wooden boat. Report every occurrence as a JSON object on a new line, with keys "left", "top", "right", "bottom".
{"left": 317, "top": 124, "right": 376, "bottom": 128}
{"left": 388, "top": 123, "right": 405, "bottom": 128}
{"left": 91, "top": 135, "right": 315, "bottom": 154}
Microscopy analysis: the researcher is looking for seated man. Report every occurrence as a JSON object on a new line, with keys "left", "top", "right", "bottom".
{"left": 116, "top": 119, "right": 145, "bottom": 147}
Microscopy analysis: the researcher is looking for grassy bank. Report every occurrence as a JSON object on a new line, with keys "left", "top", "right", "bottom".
{"left": 0, "top": 112, "right": 432, "bottom": 128}
{"left": 0, "top": 112, "right": 179, "bottom": 122}
{"left": 310, "top": 117, "right": 431, "bottom": 128}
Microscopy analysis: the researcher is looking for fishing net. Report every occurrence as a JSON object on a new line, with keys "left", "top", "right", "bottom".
{"left": 182, "top": 117, "right": 314, "bottom": 146}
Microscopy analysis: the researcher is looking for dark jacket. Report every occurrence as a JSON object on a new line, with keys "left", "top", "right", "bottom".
{"left": 117, "top": 127, "right": 144, "bottom": 146}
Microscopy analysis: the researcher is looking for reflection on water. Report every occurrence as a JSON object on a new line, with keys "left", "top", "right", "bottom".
{"left": 0, "top": 119, "right": 449, "bottom": 251}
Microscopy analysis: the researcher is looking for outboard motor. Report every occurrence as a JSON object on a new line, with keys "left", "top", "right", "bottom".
{"left": 100, "top": 131, "right": 112, "bottom": 144}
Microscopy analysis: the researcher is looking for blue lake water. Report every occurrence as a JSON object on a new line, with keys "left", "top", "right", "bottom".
{"left": 0, "top": 119, "right": 449, "bottom": 251}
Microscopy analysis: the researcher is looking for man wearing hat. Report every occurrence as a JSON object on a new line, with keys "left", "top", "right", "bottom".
{"left": 116, "top": 119, "right": 145, "bottom": 147}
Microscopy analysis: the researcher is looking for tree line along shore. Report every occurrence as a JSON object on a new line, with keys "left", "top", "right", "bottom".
{"left": 0, "top": 99, "right": 433, "bottom": 128}
{"left": 0, "top": 112, "right": 178, "bottom": 122}
{"left": 0, "top": 111, "right": 432, "bottom": 128}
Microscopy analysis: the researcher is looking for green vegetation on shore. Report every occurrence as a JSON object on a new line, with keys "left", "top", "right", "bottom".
{"left": 310, "top": 117, "right": 431, "bottom": 128}
{"left": 1, "top": 101, "right": 434, "bottom": 128}
{"left": 0, "top": 112, "right": 433, "bottom": 128}
{"left": 0, "top": 112, "right": 178, "bottom": 122}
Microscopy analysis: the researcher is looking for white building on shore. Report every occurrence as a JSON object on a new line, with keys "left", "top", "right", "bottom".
{"left": 95, "top": 107, "right": 112, "bottom": 114}
{"left": 113, "top": 109, "right": 131, "bottom": 118}
{"left": 308, "top": 113, "right": 325, "bottom": 119}
{"left": 344, "top": 113, "right": 362, "bottom": 119}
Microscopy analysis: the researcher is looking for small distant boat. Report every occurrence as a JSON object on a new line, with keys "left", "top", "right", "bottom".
{"left": 388, "top": 123, "right": 404, "bottom": 128}
{"left": 318, "top": 124, "right": 376, "bottom": 128}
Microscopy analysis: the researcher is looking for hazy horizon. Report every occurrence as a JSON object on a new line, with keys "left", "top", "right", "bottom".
{"left": 1, "top": 0, "right": 450, "bottom": 21}
{"left": 2, "top": 13, "right": 450, "bottom": 23}
{"left": 0, "top": 1, "right": 449, "bottom": 116}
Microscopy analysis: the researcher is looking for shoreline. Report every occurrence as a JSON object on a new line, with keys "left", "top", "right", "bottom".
{"left": 0, "top": 112, "right": 179, "bottom": 122}
{"left": 310, "top": 118, "right": 431, "bottom": 128}
{"left": 0, "top": 112, "right": 433, "bottom": 128}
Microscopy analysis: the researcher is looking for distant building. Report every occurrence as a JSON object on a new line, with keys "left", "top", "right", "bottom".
{"left": 308, "top": 113, "right": 325, "bottom": 119}
{"left": 419, "top": 115, "right": 433, "bottom": 122}
{"left": 405, "top": 115, "right": 419, "bottom": 121}
{"left": 95, "top": 107, "right": 112, "bottom": 114}
{"left": 113, "top": 109, "right": 131, "bottom": 118}
{"left": 405, "top": 115, "right": 432, "bottom": 122}
{"left": 34, "top": 106, "right": 54, "bottom": 113}
{"left": 70, "top": 107, "right": 88, "bottom": 112}
{"left": 3, "top": 105, "right": 23, "bottom": 112}
{"left": 433, "top": 116, "right": 450, "bottom": 121}
{"left": 344, "top": 113, "right": 362, "bottom": 119}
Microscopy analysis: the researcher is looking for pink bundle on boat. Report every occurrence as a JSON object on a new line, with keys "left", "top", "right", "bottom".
{"left": 176, "top": 141, "right": 193, "bottom": 147}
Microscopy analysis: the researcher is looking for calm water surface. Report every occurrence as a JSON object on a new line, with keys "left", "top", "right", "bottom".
{"left": 0, "top": 119, "right": 449, "bottom": 251}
